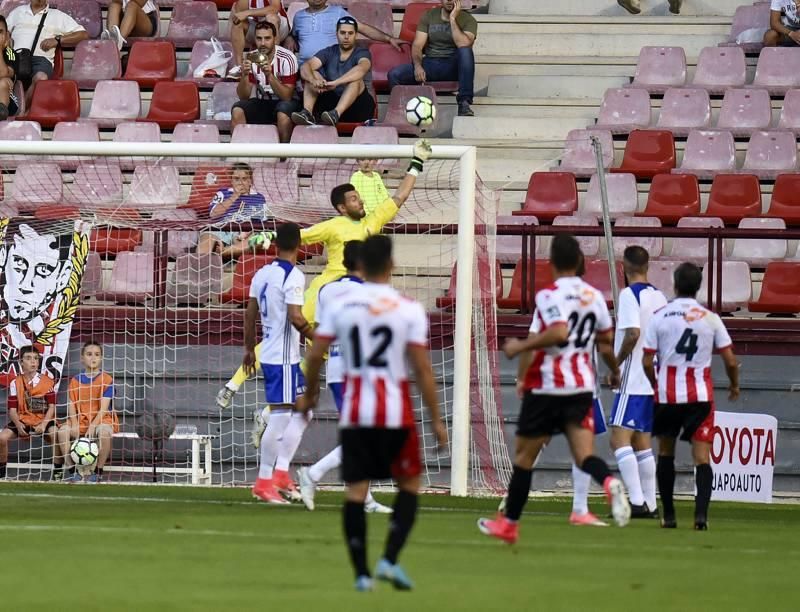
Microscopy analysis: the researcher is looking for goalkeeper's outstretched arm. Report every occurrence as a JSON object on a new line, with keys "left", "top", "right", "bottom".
{"left": 392, "top": 139, "right": 432, "bottom": 207}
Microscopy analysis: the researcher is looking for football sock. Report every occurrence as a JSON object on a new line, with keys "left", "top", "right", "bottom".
{"left": 615, "top": 446, "right": 644, "bottom": 506}
{"left": 383, "top": 490, "right": 417, "bottom": 564}
{"left": 580, "top": 455, "right": 612, "bottom": 486}
{"left": 365, "top": 489, "right": 376, "bottom": 506}
{"left": 275, "top": 412, "right": 308, "bottom": 471}
{"left": 571, "top": 463, "right": 590, "bottom": 515}
{"left": 309, "top": 445, "right": 342, "bottom": 483}
{"left": 694, "top": 463, "right": 713, "bottom": 520}
{"left": 636, "top": 449, "right": 657, "bottom": 511}
{"left": 258, "top": 410, "right": 291, "bottom": 480}
{"left": 344, "top": 501, "right": 369, "bottom": 578}
{"left": 504, "top": 465, "right": 533, "bottom": 521}
{"left": 657, "top": 455, "right": 676, "bottom": 518}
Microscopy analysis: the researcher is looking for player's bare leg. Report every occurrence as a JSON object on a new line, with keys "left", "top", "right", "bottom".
{"left": 344, "top": 479, "right": 374, "bottom": 591}
{"left": 566, "top": 422, "right": 630, "bottom": 527}
{"left": 656, "top": 436, "right": 678, "bottom": 528}
{"left": 478, "top": 434, "right": 548, "bottom": 543}
{"left": 375, "top": 474, "right": 419, "bottom": 591}
{"left": 692, "top": 439, "right": 713, "bottom": 530}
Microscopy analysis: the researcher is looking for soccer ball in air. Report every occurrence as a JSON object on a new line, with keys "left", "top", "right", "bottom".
{"left": 70, "top": 437, "right": 99, "bottom": 467}
{"left": 405, "top": 95, "right": 436, "bottom": 127}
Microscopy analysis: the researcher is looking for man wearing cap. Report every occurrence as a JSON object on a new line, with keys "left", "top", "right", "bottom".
{"left": 292, "top": 16, "right": 374, "bottom": 127}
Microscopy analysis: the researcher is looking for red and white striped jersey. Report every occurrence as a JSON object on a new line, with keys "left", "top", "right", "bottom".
{"left": 315, "top": 282, "right": 428, "bottom": 429}
{"left": 523, "top": 277, "right": 613, "bottom": 396}
{"left": 642, "top": 298, "right": 733, "bottom": 404}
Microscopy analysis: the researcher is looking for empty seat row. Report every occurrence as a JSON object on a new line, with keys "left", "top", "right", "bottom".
{"left": 521, "top": 171, "right": 800, "bottom": 226}
{"left": 596, "top": 88, "right": 800, "bottom": 136}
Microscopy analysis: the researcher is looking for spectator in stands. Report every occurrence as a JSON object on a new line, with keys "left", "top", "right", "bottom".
{"left": 0, "top": 346, "right": 60, "bottom": 480}
{"left": 350, "top": 159, "right": 389, "bottom": 216}
{"left": 103, "top": 0, "right": 159, "bottom": 52}
{"left": 617, "top": 1, "right": 683, "bottom": 14}
{"left": 0, "top": 17, "right": 18, "bottom": 120}
{"left": 58, "top": 341, "right": 118, "bottom": 483}
{"left": 286, "top": 0, "right": 402, "bottom": 67}
{"left": 764, "top": 1, "right": 800, "bottom": 46}
{"left": 231, "top": 21, "right": 298, "bottom": 143}
{"left": 198, "top": 162, "right": 270, "bottom": 260}
{"left": 6, "top": 0, "right": 88, "bottom": 102}
{"left": 387, "top": 0, "right": 478, "bottom": 117}
{"left": 292, "top": 16, "right": 374, "bottom": 127}
{"left": 229, "top": 0, "right": 290, "bottom": 79}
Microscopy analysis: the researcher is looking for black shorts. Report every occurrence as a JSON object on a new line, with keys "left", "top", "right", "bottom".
{"left": 5, "top": 421, "right": 56, "bottom": 437}
{"left": 147, "top": 10, "right": 159, "bottom": 37}
{"left": 314, "top": 87, "right": 375, "bottom": 123}
{"left": 232, "top": 97, "right": 298, "bottom": 124}
{"left": 517, "top": 392, "right": 594, "bottom": 438}
{"left": 340, "top": 427, "right": 421, "bottom": 483}
{"left": 653, "top": 402, "right": 714, "bottom": 443}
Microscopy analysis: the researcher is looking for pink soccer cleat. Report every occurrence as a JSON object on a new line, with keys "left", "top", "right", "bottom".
{"left": 477, "top": 513, "right": 519, "bottom": 544}
{"left": 604, "top": 477, "right": 631, "bottom": 527}
{"left": 569, "top": 511, "right": 609, "bottom": 527}
{"left": 273, "top": 469, "right": 302, "bottom": 502}
{"left": 252, "top": 478, "right": 289, "bottom": 505}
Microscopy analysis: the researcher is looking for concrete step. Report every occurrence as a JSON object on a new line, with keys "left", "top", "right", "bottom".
{"left": 488, "top": 74, "right": 630, "bottom": 99}
{"left": 453, "top": 116, "right": 590, "bottom": 142}
{"left": 490, "top": 0, "right": 745, "bottom": 17}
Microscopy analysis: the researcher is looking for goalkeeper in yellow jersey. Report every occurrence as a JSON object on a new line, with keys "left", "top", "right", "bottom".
{"left": 216, "top": 139, "right": 433, "bottom": 409}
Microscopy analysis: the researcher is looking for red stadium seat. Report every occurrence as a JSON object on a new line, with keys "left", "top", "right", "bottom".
{"left": 583, "top": 260, "right": 624, "bottom": 307}
{"left": 656, "top": 88, "right": 711, "bottom": 136}
{"left": 20, "top": 80, "right": 80, "bottom": 128}
{"left": 123, "top": 41, "right": 178, "bottom": 88}
{"left": 613, "top": 129, "right": 675, "bottom": 179}
{"left": 767, "top": 174, "right": 800, "bottom": 226}
{"left": 513, "top": 172, "right": 577, "bottom": 222}
{"left": 182, "top": 40, "right": 235, "bottom": 87}
{"left": 628, "top": 46, "right": 687, "bottom": 93}
{"left": 497, "top": 259, "right": 554, "bottom": 311}
{"left": 220, "top": 253, "right": 275, "bottom": 304}
{"left": 349, "top": 2, "right": 393, "bottom": 40}
{"left": 691, "top": 46, "right": 746, "bottom": 94}
{"left": 749, "top": 262, "right": 800, "bottom": 314}
{"left": 80, "top": 251, "right": 103, "bottom": 300}
{"left": 370, "top": 42, "right": 411, "bottom": 93}
{"left": 677, "top": 129, "right": 737, "bottom": 178}
{"left": 69, "top": 40, "right": 121, "bottom": 88}
{"left": 705, "top": 174, "right": 762, "bottom": 224}
{"left": 639, "top": 173, "right": 701, "bottom": 224}
{"left": 169, "top": 253, "right": 224, "bottom": 305}
{"left": 142, "top": 81, "right": 200, "bottom": 130}
{"left": 436, "top": 261, "right": 503, "bottom": 310}
{"left": 594, "top": 88, "right": 651, "bottom": 134}
{"left": 184, "top": 165, "right": 232, "bottom": 218}
{"left": 400, "top": 3, "right": 438, "bottom": 42}
{"left": 166, "top": 1, "right": 220, "bottom": 45}
{"left": 34, "top": 205, "right": 80, "bottom": 221}
{"left": 53, "top": 0, "right": 102, "bottom": 39}
{"left": 96, "top": 251, "right": 155, "bottom": 304}
{"left": 90, "top": 228, "right": 143, "bottom": 257}
{"left": 717, "top": 88, "right": 771, "bottom": 137}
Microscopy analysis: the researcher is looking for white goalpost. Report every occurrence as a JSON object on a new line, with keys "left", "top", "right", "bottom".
{"left": 0, "top": 140, "right": 509, "bottom": 496}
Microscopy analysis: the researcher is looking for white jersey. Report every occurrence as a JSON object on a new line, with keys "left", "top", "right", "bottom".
{"left": 522, "top": 277, "right": 613, "bottom": 396}
{"left": 614, "top": 283, "right": 668, "bottom": 396}
{"left": 249, "top": 258, "right": 305, "bottom": 366}
{"left": 315, "top": 274, "right": 364, "bottom": 384}
{"left": 642, "top": 298, "right": 733, "bottom": 404}
{"left": 316, "top": 282, "right": 428, "bottom": 429}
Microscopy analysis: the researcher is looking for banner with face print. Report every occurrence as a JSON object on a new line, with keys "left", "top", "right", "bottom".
{"left": 0, "top": 219, "right": 89, "bottom": 388}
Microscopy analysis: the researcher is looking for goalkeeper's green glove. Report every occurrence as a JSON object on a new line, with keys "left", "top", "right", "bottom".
{"left": 407, "top": 139, "right": 432, "bottom": 176}
{"left": 248, "top": 231, "right": 275, "bottom": 250}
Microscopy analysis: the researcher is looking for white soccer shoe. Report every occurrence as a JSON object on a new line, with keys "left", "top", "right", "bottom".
{"left": 365, "top": 499, "right": 393, "bottom": 514}
{"left": 297, "top": 467, "right": 317, "bottom": 511}
{"left": 250, "top": 409, "right": 268, "bottom": 449}
{"left": 604, "top": 477, "right": 631, "bottom": 527}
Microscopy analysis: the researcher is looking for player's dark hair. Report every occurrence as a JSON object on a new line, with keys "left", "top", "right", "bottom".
{"left": 254, "top": 20, "right": 277, "bottom": 37}
{"left": 330, "top": 183, "right": 356, "bottom": 211}
{"left": 343, "top": 240, "right": 364, "bottom": 273}
{"left": 81, "top": 340, "right": 103, "bottom": 355}
{"left": 275, "top": 222, "right": 301, "bottom": 252}
{"left": 623, "top": 245, "right": 649, "bottom": 275}
{"left": 362, "top": 235, "right": 393, "bottom": 277}
{"left": 230, "top": 162, "right": 253, "bottom": 177}
{"left": 674, "top": 262, "right": 703, "bottom": 298}
{"left": 550, "top": 233, "right": 582, "bottom": 272}
{"left": 336, "top": 15, "right": 358, "bottom": 32}
{"left": 19, "top": 345, "right": 41, "bottom": 361}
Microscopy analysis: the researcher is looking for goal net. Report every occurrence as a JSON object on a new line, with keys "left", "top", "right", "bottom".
{"left": 0, "top": 141, "right": 511, "bottom": 495}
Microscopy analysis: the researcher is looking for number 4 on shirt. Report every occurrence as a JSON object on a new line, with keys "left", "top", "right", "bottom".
{"left": 676, "top": 329, "right": 699, "bottom": 361}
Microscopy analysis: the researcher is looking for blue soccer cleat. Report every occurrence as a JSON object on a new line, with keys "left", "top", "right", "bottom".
{"left": 354, "top": 575, "right": 374, "bottom": 592}
{"left": 375, "top": 558, "right": 414, "bottom": 591}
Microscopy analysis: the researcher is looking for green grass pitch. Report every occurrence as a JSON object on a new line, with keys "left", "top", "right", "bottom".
{"left": 1, "top": 483, "right": 797, "bottom": 611}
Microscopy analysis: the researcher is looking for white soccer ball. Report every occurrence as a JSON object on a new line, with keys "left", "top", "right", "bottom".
{"left": 405, "top": 95, "right": 436, "bottom": 127}
{"left": 70, "top": 437, "right": 99, "bottom": 467}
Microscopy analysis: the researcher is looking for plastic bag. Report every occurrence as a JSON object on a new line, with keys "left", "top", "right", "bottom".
{"left": 193, "top": 37, "right": 232, "bottom": 79}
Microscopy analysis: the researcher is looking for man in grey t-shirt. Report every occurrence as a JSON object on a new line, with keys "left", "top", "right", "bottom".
{"left": 292, "top": 16, "right": 375, "bottom": 126}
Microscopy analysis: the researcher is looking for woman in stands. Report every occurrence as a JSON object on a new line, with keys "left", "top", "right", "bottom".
{"left": 103, "top": 0, "right": 159, "bottom": 51}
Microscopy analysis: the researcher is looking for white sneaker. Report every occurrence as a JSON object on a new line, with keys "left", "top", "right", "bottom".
{"left": 250, "top": 408, "right": 267, "bottom": 449}
{"left": 604, "top": 477, "right": 631, "bottom": 527}
{"left": 365, "top": 500, "right": 393, "bottom": 514}
{"left": 100, "top": 28, "right": 111, "bottom": 40}
{"left": 111, "top": 25, "right": 126, "bottom": 52}
{"left": 297, "top": 467, "right": 317, "bottom": 511}
{"left": 216, "top": 385, "right": 236, "bottom": 410}
{"left": 227, "top": 65, "right": 243, "bottom": 80}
